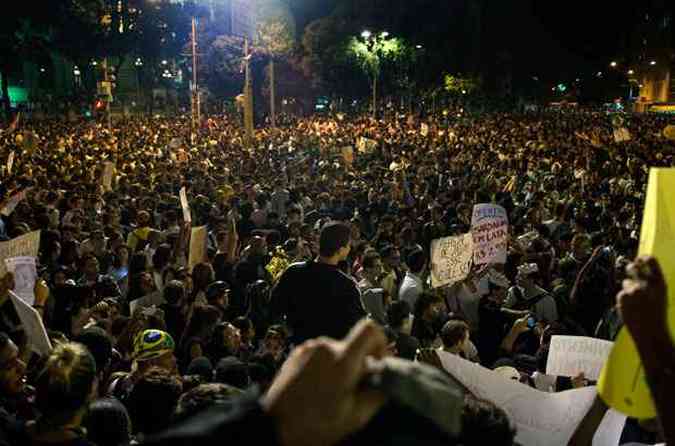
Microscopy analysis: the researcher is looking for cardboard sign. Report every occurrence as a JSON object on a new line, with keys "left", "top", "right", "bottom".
{"left": 4, "top": 257, "right": 37, "bottom": 305}
{"left": 188, "top": 226, "right": 208, "bottom": 271}
{"left": 613, "top": 127, "right": 631, "bottom": 143}
{"left": 0, "top": 231, "right": 40, "bottom": 276}
{"left": 9, "top": 291, "right": 52, "bottom": 357}
{"left": 180, "top": 187, "right": 191, "bottom": 223}
{"left": 101, "top": 161, "right": 114, "bottom": 191}
{"left": 430, "top": 234, "right": 474, "bottom": 288}
{"left": 599, "top": 168, "right": 675, "bottom": 419}
{"left": 129, "top": 290, "right": 165, "bottom": 315}
{"left": 471, "top": 204, "right": 509, "bottom": 264}
{"left": 6, "top": 151, "right": 14, "bottom": 175}
{"left": 439, "top": 351, "right": 597, "bottom": 446}
{"left": 357, "top": 137, "right": 377, "bottom": 154}
{"left": 421, "top": 123, "right": 430, "bottom": 137}
{"left": 341, "top": 146, "right": 354, "bottom": 165}
{"left": 546, "top": 336, "right": 614, "bottom": 381}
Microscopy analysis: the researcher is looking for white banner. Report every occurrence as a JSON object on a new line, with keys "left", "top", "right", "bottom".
{"left": 4, "top": 256, "right": 37, "bottom": 305}
{"left": 592, "top": 409, "right": 627, "bottom": 446}
{"left": 438, "top": 351, "right": 597, "bottom": 446}
{"left": 188, "top": 226, "right": 208, "bottom": 271}
{"left": 430, "top": 234, "right": 474, "bottom": 288}
{"left": 471, "top": 204, "right": 509, "bottom": 264}
{"left": 546, "top": 336, "right": 614, "bottom": 381}
{"left": 180, "top": 187, "right": 191, "bottom": 223}
{"left": 10, "top": 291, "right": 52, "bottom": 357}
{"left": 0, "top": 231, "right": 40, "bottom": 276}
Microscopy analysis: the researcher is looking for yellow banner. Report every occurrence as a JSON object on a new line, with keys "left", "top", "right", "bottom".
{"left": 598, "top": 168, "right": 675, "bottom": 418}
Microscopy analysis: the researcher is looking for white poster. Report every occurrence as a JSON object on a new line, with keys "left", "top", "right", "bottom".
{"left": 101, "top": 161, "right": 114, "bottom": 191}
{"left": 188, "top": 226, "right": 208, "bottom": 271}
{"left": 592, "top": 409, "right": 627, "bottom": 446}
{"left": 4, "top": 257, "right": 37, "bottom": 305}
{"left": 546, "top": 336, "right": 614, "bottom": 381}
{"left": 471, "top": 204, "right": 509, "bottom": 264}
{"left": 6, "top": 151, "right": 14, "bottom": 174}
{"left": 0, "top": 231, "right": 40, "bottom": 276}
{"left": 438, "top": 351, "right": 597, "bottom": 446}
{"left": 421, "top": 123, "right": 430, "bottom": 137}
{"left": 180, "top": 186, "right": 191, "bottom": 223}
{"left": 9, "top": 291, "right": 52, "bottom": 357}
{"left": 430, "top": 234, "right": 474, "bottom": 288}
{"left": 129, "top": 290, "right": 166, "bottom": 315}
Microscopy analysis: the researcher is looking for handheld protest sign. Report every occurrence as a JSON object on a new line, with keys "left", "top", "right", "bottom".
{"left": 598, "top": 168, "right": 675, "bottom": 418}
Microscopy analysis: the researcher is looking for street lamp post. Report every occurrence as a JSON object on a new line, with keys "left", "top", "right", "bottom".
{"left": 360, "top": 30, "right": 390, "bottom": 118}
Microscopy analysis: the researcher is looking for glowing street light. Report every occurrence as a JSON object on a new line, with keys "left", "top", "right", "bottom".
{"left": 610, "top": 61, "right": 617, "bottom": 67}
{"left": 596, "top": 71, "right": 603, "bottom": 77}
{"left": 381, "top": 31, "right": 389, "bottom": 38}
{"left": 361, "top": 30, "right": 371, "bottom": 39}
{"left": 416, "top": 44, "right": 423, "bottom": 49}
{"left": 650, "top": 60, "right": 657, "bottom": 66}
{"left": 627, "top": 69, "right": 634, "bottom": 75}
{"left": 73, "top": 66, "right": 81, "bottom": 76}
{"left": 162, "top": 59, "right": 168, "bottom": 65}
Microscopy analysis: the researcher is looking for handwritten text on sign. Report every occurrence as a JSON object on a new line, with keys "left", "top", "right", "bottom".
{"left": 546, "top": 335, "right": 614, "bottom": 381}
{"left": 430, "top": 234, "right": 474, "bottom": 288}
{"left": 471, "top": 204, "right": 509, "bottom": 264}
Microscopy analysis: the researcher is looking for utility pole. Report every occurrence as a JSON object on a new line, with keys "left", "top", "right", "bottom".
{"left": 191, "top": 16, "right": 200, "bottom": 140}
{"left": 103, "top": 57, "right": 112, "bottom": 131}
{"left": 244, "top": 37, "right": 254, "bottom": 142}
{"left": 270, "top": 57, "right": 276, "bottom": 127}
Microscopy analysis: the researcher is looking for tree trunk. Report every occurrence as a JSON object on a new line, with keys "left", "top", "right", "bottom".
{"left": 1, "top": 66, "right": 11, "bottom": 123}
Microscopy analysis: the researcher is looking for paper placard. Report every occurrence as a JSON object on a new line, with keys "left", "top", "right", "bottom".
{"left": 180, "top": 187, "right": 191, "bottom": 223}
{"left": 188, "top": 226, "right": 208, "bottom": 271}
{"left": 6, "top": 151, "right": 14, "bottom": 174}
{"left": 546, "top": 336, "right": 614, "bottom": 381}
{"left": 357, "top": 137, "right": 377, "bottom": 154}
{"left": 9, "top": 291, "right": 52, "bottom": 357}
{"left": 592, "top": 409, "right": 627, "bottom": 446}
{"left": 341, "top": 146, "right": 354, "bottom": 165}
{"left": 430, "top": 234, "right": 474, "bottom": 288}
{"left": 613, "top": 127, "right": 631, "bottom": 143}
{"left": 4, "top": 257, "right": 37, "bottom": 305}
{"left": 471, "top": 204, "right": 509, "bottom": 264}
{"left": 438, "top": 351, "right": 597, "bottom": 446}
{"left": 101, "top": 161, "right": 114, "bottom": 191}
{"left": 421, "top": 123, "right": 430, "bottom": 136}
{"left": 0, "top": 231, "right": 40, "bottom": 276}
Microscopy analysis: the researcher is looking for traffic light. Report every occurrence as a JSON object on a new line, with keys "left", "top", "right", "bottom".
{"left": 95, "top": 99, "right": 105, "bottom": 110}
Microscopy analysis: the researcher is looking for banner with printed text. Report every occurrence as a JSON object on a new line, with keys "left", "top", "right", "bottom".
{"left": 471, "top": 204, "right": 508, "bottom": 264}
{"left": 430, "top": 234, "right": 474, "bottom": 288}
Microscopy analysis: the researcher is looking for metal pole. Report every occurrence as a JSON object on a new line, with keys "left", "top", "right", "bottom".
{"left": 270, "top": 57, "right": 276, "bottom": 128}
{"left": 192, "top": 17, "right": 198, "bottom": 133}
{"left": 372, "top": 76, "right": 377, "bottom": 118}
{"left": 244, "top": 37, "right": 254, "bottom": 142}
{"left": 103, "top": 57, "right": 112, "bottom": 131}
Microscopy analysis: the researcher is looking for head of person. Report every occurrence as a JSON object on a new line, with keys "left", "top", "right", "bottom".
{"left": 215, "top": 357, "right": 250, "bottom": 389}
{"left": 82, "top": 254, "right": 100, "bottom": 279}
{"left": 0, "top": 332, "right": 27, "bottom": 397}
{"left": 515, "top": 263, "right": 539, "bottom": 288}
{"left": 186, "top": 356, "right": 214, "bottom": 383}
{"left": 380, "top": 245, "right": 401, "bottom": 270}
{"left": 287, "top": 207, "right": 302, "bottom": 225}
{"left": 184, "top": 305, "right": 221, "bottom": 339}
{"left": 247, "top": 236, "right": 268, "bottom": 261}
{"left": 362, "top": 251, "right": 384, "bottom": 280}
{"left": 192, "top": 263, "right": 215, "bottom": 292}
{"left": 34, "top": 342, "right": 97, "bottom": 428}
{"left": 387, "top": 300, "right": 413, "bottom": 335}
{"left": 232, "top": 317, "right": 255, "bottom": 345}
{"left": 458, "top": 396, "right": 516, "bottom": 446}
{"left": 136, "top": 210, "right": 151, "bottom": 227}
{"left": 406, "top": 246, "right": 427, "bottom": 275}
{"left": 83, "top": 398, "right": 132, "bottom": 446}
{"left": 210, "top": 322, "right": 242, "bottom": 359}
{"left": 163, "top": 280, "right": 185, "bottom": 307}
{"left": 75, "top": 327, "right": 113, "bottom": 381}
{"left": 571, "top": 233, "right": 592, "bottom": 261}
{"left": 440, "top": 319, "right": 470, "bottom": 353}
{"left": 319, "top": 222, "right": 352, "bottom": 261}
{"left": 206, "top": 281, "right": 230, "bottom": 309}
{"left": 174, "top": 383, "right": 243, "bottom": 421}
{"left": 127, "top": 367, "right": 182, "bottom": 436}
{"left": 414, "top": 292, "right": 444, "bottom": 323}
{"left": 132, "top": 329, "right": 177, "bottom": 374}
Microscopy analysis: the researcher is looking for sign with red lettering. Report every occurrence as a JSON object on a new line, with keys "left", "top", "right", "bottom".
{"left": 471, "top": 204, "right": 508, "bottom": 264}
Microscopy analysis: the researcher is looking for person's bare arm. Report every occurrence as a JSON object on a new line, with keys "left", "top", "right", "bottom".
{"left": 617, "top": 256, "right": 675, "bottom": 444}
{"left": 500, "top": 315, "right": 530, "bottom": 353}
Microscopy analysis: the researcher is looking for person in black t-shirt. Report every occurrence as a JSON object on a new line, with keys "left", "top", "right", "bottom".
{"left": 271, "top": 222, "right": 365, "bottom": 344}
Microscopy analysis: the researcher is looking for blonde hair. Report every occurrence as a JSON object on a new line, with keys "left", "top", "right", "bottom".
{"left": 35, "top": 342, "right": 96, "bottom": 424}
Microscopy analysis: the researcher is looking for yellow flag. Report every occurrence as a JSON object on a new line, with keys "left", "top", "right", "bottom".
{"left": 598, "top": 168, "right": 675, "bottom": 418}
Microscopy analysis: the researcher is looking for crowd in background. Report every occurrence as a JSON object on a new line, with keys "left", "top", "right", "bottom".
{"left": 0, "top": 108, "right": 673, "bottom": 445}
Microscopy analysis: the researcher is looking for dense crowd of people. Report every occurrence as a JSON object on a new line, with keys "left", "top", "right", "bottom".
{"left": 0, "top": 107, "right": 673, "bottom": 445}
